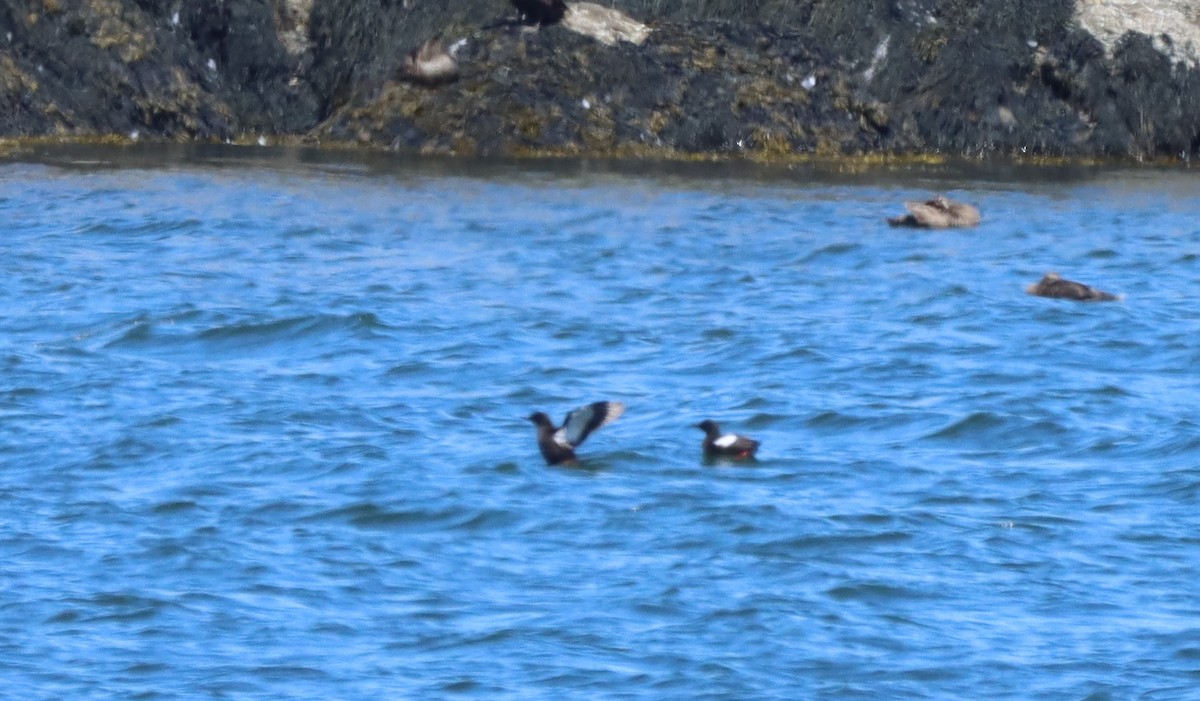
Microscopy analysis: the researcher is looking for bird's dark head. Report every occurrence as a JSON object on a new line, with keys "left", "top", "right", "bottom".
{"left": 529, "top": 412, "right": 552, "bottom": 427}
{"left": 696, "top": 420, "right": 720, "bottom": 435}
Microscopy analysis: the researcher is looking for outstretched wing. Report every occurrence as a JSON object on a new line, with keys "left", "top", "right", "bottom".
{"left": 557, "top": 401, "right": 626, "bottom": 448}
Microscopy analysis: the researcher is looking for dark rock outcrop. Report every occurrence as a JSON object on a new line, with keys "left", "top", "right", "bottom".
{"left": 0, "top": 0, "right": 318, "bottom": 139}
{"left": 2, "top": 0, "right": 1198, "bottom": 161}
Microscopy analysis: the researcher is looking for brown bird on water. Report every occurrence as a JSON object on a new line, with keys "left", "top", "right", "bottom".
{"left": 1026, "top": 272, "right": 1119, "bottom": 302}
{"left": 529, "top": 401, "right": 625, "bottom": 465}
{"left": 696, "top": 420, "right": 760, "bottom": 461}
{"left": 887, "top": 196, "right": 981, "bottom": 229}
{"left": 511, "top": 0, "right": 568, "bottom": 26}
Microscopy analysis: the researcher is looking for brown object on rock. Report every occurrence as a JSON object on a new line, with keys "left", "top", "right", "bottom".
{"left": 401, "top": 39, "right": 459, "bottom": 86}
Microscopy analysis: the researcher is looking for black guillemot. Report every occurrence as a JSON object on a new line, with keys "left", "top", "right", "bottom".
{"left": 529, "top": 401, "right": 625, "bottom": 465}
{"left": 696, "top": 420, "right": 760, "bottom": 461}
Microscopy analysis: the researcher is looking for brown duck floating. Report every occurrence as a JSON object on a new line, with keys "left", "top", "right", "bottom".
{"left": 887, "top": 196, "right": 981, "bottom": 229}
{"left": 1026, "top": 272, "right": 1119, "bottom": 302}
{"left": 400, "top": 39, "right": 459, "bottom": 86}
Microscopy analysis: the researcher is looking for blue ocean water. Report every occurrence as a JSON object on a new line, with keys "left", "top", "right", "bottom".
{"left": 2, "top": 145, "right": 1199, "bottom": 699}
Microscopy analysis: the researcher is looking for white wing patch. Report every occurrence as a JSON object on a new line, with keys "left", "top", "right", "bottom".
{"left": 597, "top": 402, "right": 626, "bottom": 428}
{"left": 714, "top": 434, "right": 739, "bottom": 448}
{"left": 552, "top": 428, "right": 573, "bottom": 449}
{"left": 562, "top": 401, "right": 626, "bottom": 447}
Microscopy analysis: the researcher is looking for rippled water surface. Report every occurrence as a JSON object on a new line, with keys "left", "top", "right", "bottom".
{"left": 3, "top": 145, "right": 1200, "bottom": 699}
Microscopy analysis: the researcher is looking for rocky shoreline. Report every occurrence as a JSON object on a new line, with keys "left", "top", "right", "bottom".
{"left": 2, "top": 0, "right": 1198, "bottom": 163}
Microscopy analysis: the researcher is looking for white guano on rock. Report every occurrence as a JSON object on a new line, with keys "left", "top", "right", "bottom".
{"left": 1075, "top": 0, "right": 1200, "bottom": 67}
{"left": 561, "top": 2, "right": 651, "bottom": 46}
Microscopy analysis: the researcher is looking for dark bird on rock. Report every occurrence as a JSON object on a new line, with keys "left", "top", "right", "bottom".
{"left": 511, "top": 0, "right": 568, "bottom": 26}
{"left": 887, "top": 196, "right": 981, "bottom": 228}
{"left": 697, "top": 420, "right": 759, "bottom": 461}
{"left": 400, "top": 39, "right": 459, "bottom": 86}
{"left": 529, "top": 401, "right": 625, "bottom": 465}
{"left": 1026, "top": 272, "right": 1119, "bottom": 302}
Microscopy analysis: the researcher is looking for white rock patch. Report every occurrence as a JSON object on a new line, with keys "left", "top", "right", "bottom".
{"left": 1075, "top": 0, "right": 1200, "bottom": 68}
{"left": 561, "top": 2, "right": 651, "bottom": 47}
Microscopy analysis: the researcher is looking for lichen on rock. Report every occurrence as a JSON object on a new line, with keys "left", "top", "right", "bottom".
{"left": 0, "top": 54, "right": 40, "bottom": 94}
{"left": 87, "top": 0, "right": 156, "bottom": 64}
{"left": 272, "top": 0, "right": 314, "bottom": 56}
